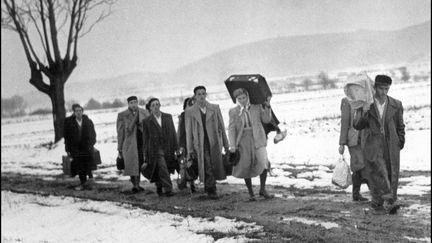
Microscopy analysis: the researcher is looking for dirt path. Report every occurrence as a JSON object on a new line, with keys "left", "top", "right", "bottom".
{"left": 2, "top": 172, "right": 430, "bottom": 242}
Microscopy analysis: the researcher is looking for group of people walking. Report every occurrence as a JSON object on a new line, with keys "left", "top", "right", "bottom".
{"left": 64, "top": 73, "right": 405, "bottom": 214}
{"left": 338, "top": 74, "right": 405, "bottom": 215}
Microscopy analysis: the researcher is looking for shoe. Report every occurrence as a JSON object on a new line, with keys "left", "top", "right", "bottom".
{"left": 259, "top": 190, "right": 274, "bottom": 199}
{"left": 249, "top": 192, "right": 256, "bottom": 201}
{"left": 274, "top": 130, "right": 287, "bottom": 144}
{"left": 383, "top": 201, "right": 400, "bottom": 215}
{"left": 131, "top": 187, "right": 139, "bottom": 193}
{"left": 164, "top": 191, "right": 175, "bottom": 197}
{"left": 157, "top": 187, "right": 163, "bottom": 196}
{"left": 353, "top": 195, "right": 369, "bottom": 202}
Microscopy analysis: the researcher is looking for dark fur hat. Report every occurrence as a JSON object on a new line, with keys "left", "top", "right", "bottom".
{"left": 375, "top": 75, "right": 392, "bottom": 86}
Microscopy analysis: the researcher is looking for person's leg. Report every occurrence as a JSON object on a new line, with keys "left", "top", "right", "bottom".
{"left": 203, "top": 148, "right": 217, "bottom": 198}
{"left": 156, "top": 155, "right": 174, "bottom": 196}
{"left": 351, "top": 171, "right": 363, "bottom": 201}
{"left": 258, "top": 169, "right": 273, "bottom": 198}
{"left": 75, "top": 156, "right": 87, "bottom": 190}
{"left": 189, "top": 180, "right": 196, "bottom": 193}
{"left": 244, "top": 178, "right": 255, "bottom": 201}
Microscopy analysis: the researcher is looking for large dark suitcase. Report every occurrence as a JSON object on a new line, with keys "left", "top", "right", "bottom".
{"left": 224, "top": 74, "right": 272, "bottom": 104}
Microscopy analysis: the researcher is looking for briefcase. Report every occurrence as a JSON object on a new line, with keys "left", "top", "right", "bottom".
{"left": 62, "top": 155, "right": 77, "bottom": 177}
{"left": 92, "top": 148, "right": 102, "bottom": 165}
{"left": 224, "top": 74, "right": 272, "bottom": 104}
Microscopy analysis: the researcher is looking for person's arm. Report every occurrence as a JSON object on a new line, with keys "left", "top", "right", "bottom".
{"left": 63, "top": 118, "right": 71, "bottom": 156}
{"left": 216, "top": 105, "right": 229, "bottom": 152}
{"left": 142, "top": 119, "right": 149, "bottom": 163}
{"left": 260, "top": 98, "right": 272, "bottom": 124}
{"left": 185, "top": 110, "right": 195, "bottom": 158}
{"left": 339, "top": 99, "right": 350, "bottom": 154}
{"left": 168, "top": 114, "right": 178, "bottom": 151}
{"left": 116, "top": 113, "right": 125, "bottom": 157}
{"left": 89, "top": 118, "right": 96, "bottom": 147}
{"left": 228, "top": 108, "right": 237, "bottom": 152}
{"left": 396, "top": 101, "right": 406, "bottom": 149}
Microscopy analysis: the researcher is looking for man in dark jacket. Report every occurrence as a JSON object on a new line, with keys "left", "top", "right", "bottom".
{"left": 64, "top": 104, "right": 96, "bottom": 191}
{"left": 142, "top": 98, "right": 178, "bottom": 197}
{"left": 353, "top": 75, "right": 405, "bottom": 214}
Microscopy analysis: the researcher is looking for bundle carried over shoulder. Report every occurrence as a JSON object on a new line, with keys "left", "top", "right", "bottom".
{"left": 343, "top": 72, "right": 375, "bottom": 110}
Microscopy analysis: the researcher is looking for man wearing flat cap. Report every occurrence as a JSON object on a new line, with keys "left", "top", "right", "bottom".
{"left": 353, "top": 74, "right": 405, "bottom": 215}
{"left": 117, "top": 96, "right": 150, "bottom": 193}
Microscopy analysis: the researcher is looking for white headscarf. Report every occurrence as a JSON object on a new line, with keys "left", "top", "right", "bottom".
{"left": 344, "top": 72, "right": 375, "bottom": 110}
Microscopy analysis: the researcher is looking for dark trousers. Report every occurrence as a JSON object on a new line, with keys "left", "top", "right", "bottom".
{"left": 367, "top": 139, "right": 394, "bottom": 207}
{"left": 204, "top": 145, "right": 216, "bottom": 193}
{"left": 74, "top": 154, "right": 92, "bottom": 184}
{"left": 155, "top": 155, "right": 173, "bottom": 192}
{"left": 130, "top": 151, "right": 144, "bottom": 186}
{"left": 352, "top": 169, "right": 368, "bottom": 197}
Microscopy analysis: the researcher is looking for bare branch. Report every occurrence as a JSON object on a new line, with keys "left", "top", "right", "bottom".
{"left": 25, "top": 1, "right": 48, "bottom": 56}
{"left": 3, "top": 0, "right": 35, "bottom": 67}
{"left": 65, "top": 0, "right": 78, "bottom": 60}
{"left": 47, "top": 0, "right": 62, "bottom": 62}
{"left": 39, "top": 0, "right": 54, "bottom": 65}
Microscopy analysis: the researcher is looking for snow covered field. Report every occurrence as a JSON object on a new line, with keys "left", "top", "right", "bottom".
{"left": 1, "top": 81, "right": 431, "bottom": 242}
{"left": 1, "top": 191, "right": 263, "bottom": 243}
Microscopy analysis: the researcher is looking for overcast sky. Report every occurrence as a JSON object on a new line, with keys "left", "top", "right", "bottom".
{"left": 1, "top": 0, "right": 430, "bottom": 96}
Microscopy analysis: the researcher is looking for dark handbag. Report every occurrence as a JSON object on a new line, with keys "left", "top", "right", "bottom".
{"left": 62, "top": 155, "right": 78, "bottom": 177}
{"left": 92, "top": 148, "right": 102, "bottom": 165}
{"left": 229, "top": 150, "right": 240, "bottom": 166}
{"left": 116, "top": 156, "right": 125, "bottom": 170}
{"left": 223, "top": 154, "right": 233, "bottom": 176}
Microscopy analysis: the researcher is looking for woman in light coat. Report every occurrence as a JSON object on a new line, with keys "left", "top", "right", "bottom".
{"left": 228, "top": 88, "right": 273, "bottom": 201}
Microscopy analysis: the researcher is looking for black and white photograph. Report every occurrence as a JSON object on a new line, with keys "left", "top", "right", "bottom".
{"left": 1, "top": 0, "right": 430, "bottom": 242}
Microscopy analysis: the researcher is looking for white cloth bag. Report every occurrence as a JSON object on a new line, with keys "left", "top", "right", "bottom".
{"left": 332, "top": 156, "right": 352, "bottom": 189}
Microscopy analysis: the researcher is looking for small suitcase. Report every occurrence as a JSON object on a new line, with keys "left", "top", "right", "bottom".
{"left": 224, "top": 74, "right": 272, "bottom": 104}
{"left": 62, "top": 155, "right": 77, "bottom": 176}
{"left": 92, "top": 148, "right": 102, "bottom": 165}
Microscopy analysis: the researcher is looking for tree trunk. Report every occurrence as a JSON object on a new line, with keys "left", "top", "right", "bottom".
{"left": 49, "top": 79, "right": 66, "bottom": 143}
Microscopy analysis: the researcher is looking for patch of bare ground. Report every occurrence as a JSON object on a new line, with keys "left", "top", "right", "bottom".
{"left": 1, "top": 171, "right": 430, "bottom": 242}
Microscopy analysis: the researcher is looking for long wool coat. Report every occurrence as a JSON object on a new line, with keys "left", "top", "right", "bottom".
{"left": 353, "top": 96, "right": 405, "bottom": 200}
{"left": 185, "top": 102, "right": 229, "bottom": 182}
{"left": 64, "top": 114, "right": 96, "bottom": 157}
{"left": 142, "top": 112, "right": 179, "bottom": 182}
{"left": 116, "top": 108, "right": 150, "bottom": 176}
{"left": 228, "top": 104, "right": 272, "bottom": 150}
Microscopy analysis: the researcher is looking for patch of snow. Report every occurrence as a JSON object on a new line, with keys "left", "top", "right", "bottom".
{"left": 283, "top": 216, "right": 339, "bottom": 229}
{"left": 1, "top": 191, "right": 263, "bottom": 243}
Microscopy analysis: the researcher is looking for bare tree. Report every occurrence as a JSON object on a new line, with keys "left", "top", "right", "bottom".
{"left": 2, "top": 0, "right": 115, "bottom": 142}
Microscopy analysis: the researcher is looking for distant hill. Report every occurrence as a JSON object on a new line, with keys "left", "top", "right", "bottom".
{"left": 22, "top": 21, "right": 431, "bottom": 109}
{"left": 171, "top": 20, "right": 431, "bottom": 84}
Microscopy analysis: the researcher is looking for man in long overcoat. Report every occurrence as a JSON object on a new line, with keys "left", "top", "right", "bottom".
{"left": 142, "top": 98, "right": 178, "bottom": 197}
{"left": 353, "top": 75, "right": 405, "bottom": 214}
{"left": 185, "top": 86, "right": 229, "bottom": 199}
{"left": 117, "top": 96, "right": 150, "bottom": 193}
{"left": 64, "top": 104, "right": 96, "bottom": 190}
